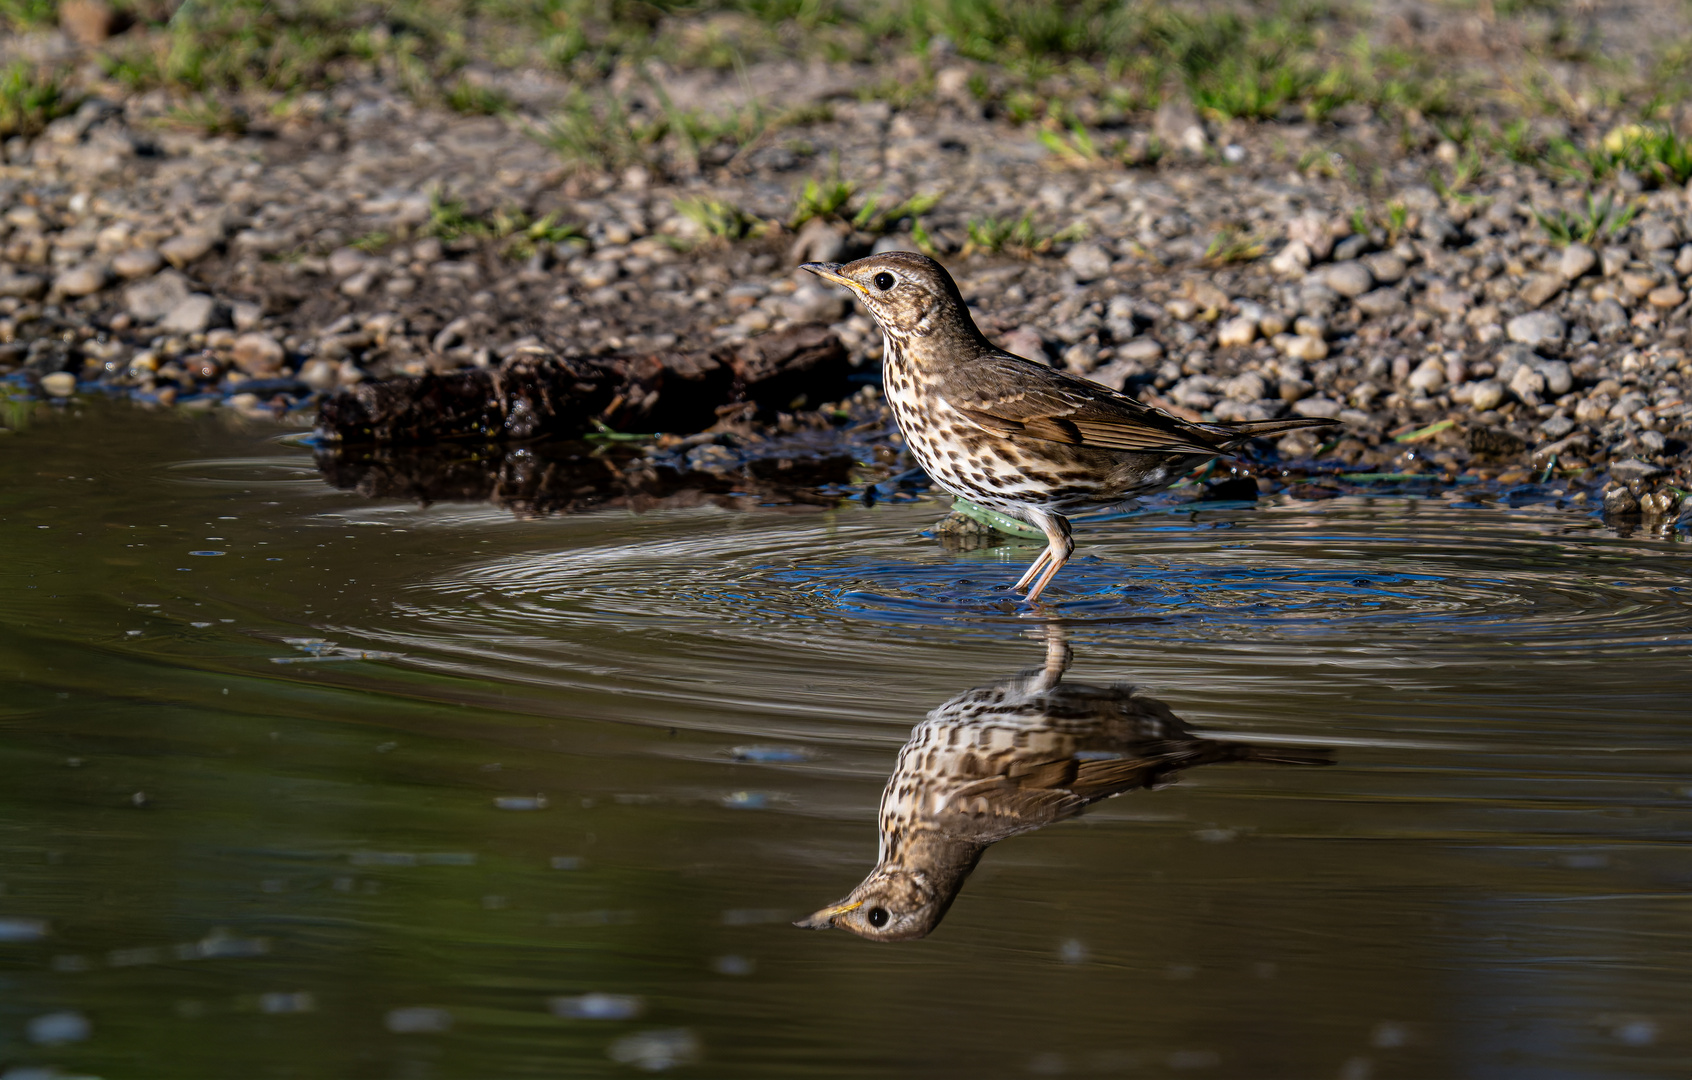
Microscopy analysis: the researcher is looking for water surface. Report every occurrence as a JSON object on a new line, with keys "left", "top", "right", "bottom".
{"left": 2, "top": 403, "right": 1689, "bottom": 1078}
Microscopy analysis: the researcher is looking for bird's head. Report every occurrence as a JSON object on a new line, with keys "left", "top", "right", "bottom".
{"left": 793, "top": 864, "right": 957, "bottom": 941}
{"left": 801, "top": 251, "right": 978, "bottom": 346}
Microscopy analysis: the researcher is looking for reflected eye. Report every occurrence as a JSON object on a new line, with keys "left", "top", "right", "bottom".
{"left": 867, "top": 907, "right": 890, "bottom": 928}
{"left": 872, "top": 272, "right": 895, "bottom": 291}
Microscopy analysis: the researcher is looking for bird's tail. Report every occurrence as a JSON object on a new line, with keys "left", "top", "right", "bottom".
{"left": 1214, "top": 416, "right": 1342, "bottom": 446}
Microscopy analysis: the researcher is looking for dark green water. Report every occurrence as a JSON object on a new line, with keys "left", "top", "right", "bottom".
{"left": 2, "top": 401, "right": 1690, "bottom": 1079}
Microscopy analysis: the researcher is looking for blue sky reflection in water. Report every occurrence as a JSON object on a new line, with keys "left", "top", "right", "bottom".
{"left": 0, "top": 405, "right": 1690, "bottom": 1078}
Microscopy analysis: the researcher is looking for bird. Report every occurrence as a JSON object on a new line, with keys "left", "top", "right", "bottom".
{"left": 802, "top": 252, "right": 1340, "bottom": 602}
{"left": 795, "top": 629, "right": 1333, "bottom": 941}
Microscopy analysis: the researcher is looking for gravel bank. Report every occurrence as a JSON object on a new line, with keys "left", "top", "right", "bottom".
{"left": 1, "top": 7, "right": 1690, "bottom": 530}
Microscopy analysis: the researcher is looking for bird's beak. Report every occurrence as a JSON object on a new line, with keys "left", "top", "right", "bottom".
{"left": 800, "top": 262, "right": 864, "bottom": 294}
{"left": 793, "top": 897, "right": 862, "bottom": 930}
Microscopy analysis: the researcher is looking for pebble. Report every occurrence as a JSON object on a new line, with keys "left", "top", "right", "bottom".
{"left": 1354, "top": 288, "right": 1405, "bottom": 317}
{"left": 159, "top": 294, "right": 217, "bottom": 334}
{"left": 39, "top": 371, "right": 76, "bottom": 396}
{"left": 1407, "top": 358, "right": 1444, "bottom": 393}
{"left": 159, "top": 228, "right": 218, "bottom": 267}
{"left": 1279, "top": 333, "right": 1328, "bottom": 362}
{"left": 1318, "top": 260, "right": 1373, "bottom": 297}
{"left": 1468, "top": 379, "right": 1506, "bottom": 411}
{"left": 1559, "top": 243, "right": 1597, "bottom": 280}
{"left": 53, "top": 263, "right": 109, "bottom": 298}
{"left": 111, "top": 247, "right": 164, "bottom": 279}
{"left": 232, "top": 332, "right": 286, "bottom": 375}
{"left": 1505, "top": 311, "right": 1565, "bottom": 348}
{"left": 1063, "top": 243, "right": 1113, "bottom": 283}
{"left": 124, "top": 271, "right": 191, "bottom": 322}
{"left": 1516, "top": 272, "right": 1563, "bottom": 309}
{"left": 1216, "top": 316, "right": 1256, "bottom": 347}
{"left": 1647, "top": 284, "right": 1685, "bottom": 308}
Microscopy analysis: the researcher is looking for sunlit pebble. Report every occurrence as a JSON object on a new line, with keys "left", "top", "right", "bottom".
{"left": 494, "top": 795, "right": 548, "bottom": 811}
{"left": 550, "top": 856, "right": 584, "bottom": 870}
{"left": 259, "top": 992, "right": 316, "bottom": 1015}
{"left": 1223, "top": 144, "right": 1246, "bottom": 163}
{"left": 0, "top": 917, "right": 48, "bottom": 943}
{"left": 552, "top": 992, "right": 645, "bottom": 1021}
{"left": 607, "top": 1028, "right": 701, "bottom": 1071}
{"left": 1058, "top": 939, "right": 1088, "bottom": 964}
{"left": 27, "top": 1010, "right": 91, "bottom": 1045}
{"left": 385, "top": 1007, "right": 453, "bottom": 1035}
{"left": 711, "top": 955, "right": 755, "bottom": 976}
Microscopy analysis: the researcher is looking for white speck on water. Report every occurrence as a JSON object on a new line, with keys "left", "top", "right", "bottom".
{"left": 1059, "top": 939, "right": 1088, "bottom": 964}
{"left": 720, "top": 790, "right": 768, "bottom": 808}
{"left": 607, "top": 1028, "right": 701, "bottom": 1071}
{"left": 1371, "top": 1022, "right": 1408, "bottom": 1048}
{"left": 1613, "top": 1019, "right": 1657, "bottom": 1046}
{"left": 494, "top": 795, "right": 548, "bottom": 811}
{"left": 551, "top": 992, "right": 645, "bottom": 1020}
{"left": 27, "top": 1010, "right": 90, "bottom": 1045}
{"left": 260, "top": 991, "right": 316, "bottom": 1014}
{"left": 712, "top": 955, "right": 755, "bottom": 976}
{"left": 385, "top": 1006, "right": 453, "bottom": 1034}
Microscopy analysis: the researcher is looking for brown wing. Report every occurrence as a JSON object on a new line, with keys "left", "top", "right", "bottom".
{"left": 951, "top": 352, "right": 1228, "bottom": 456}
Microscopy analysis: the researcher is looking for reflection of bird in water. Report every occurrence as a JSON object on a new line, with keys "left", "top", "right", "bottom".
{"left": 797, "top": 631, "right": 1332, "bottom": 941}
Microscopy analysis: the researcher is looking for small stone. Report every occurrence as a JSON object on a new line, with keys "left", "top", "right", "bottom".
{"left": 1407, "top": 358, "right": 1444, "bottom": 393}
{"left": 1647, "top": 284, "right": 1685, "bottom": 308}
{"left": 1505, "top": 311, "right": 1566, "bottom": 348}
{"left": 339, "top": 270, "right": 376, "bottom": 298}
{"left": 1539, "top": 414, "right": 1575, "bottom": 439}
{"left": 123, "top": 270, "right": 190, "bottom": 322}
{"left": 1639, "top": 221, "right": 1680, "bottom": 251}
{"left": 1601, "top": 246, "right": 1630, "bottom": 277}
{"left": 1559, "top": 243, "right": 1597, "bottom": 280}
{"left": 59, "top": 0, "right": 117, "bottom": 45}
{"left": 1509, "top": 363, "right": 1547, "bottom": 405}
{"left": 1063, "top": 243, "right": 1113, "bottom": 283}
{"left": 1517, "top": 272, "right": 1564, "bottom": 309}
{"left": 577, "top": 262, "right": 620, "bottom": 289}
{"left": 0, "top": 271, "right": 47, "bottom": 299}
{"left": 1319, "top": 260, "right": 1373, "bottom": 297}
{"left": 1292, "top": 396, "right": 1341, "bottom": 418}
{"left": 1468, "top": 379, "right": 1506, "bottom": 411}
{"left": 1216, "top": 316, "right": 1256, "bottom": 347}
{"left": 159, "top": 228, "right": 219, "bottom": 268}
{"left": 1061, "top": 342, "right": 1100, "bottom": 373}
{"left": 1610, "top": 458, "right": 1666, "bottom": 482}
{"left": 1287, "top": 213, "right": 1336, "bottom": 260}
{"left": 1354, "top": 288, "right": 1405, "bottom": 317}
{"left": 789, "top": 217, "right": 847, "bottom": 265}
{"left": 1676, "top": 245, "right": 1692, "bottom": 276}
{"left": 231, "top": 332, "right": 285, "bottom": 376}
{"left": 1280, "top": 334, "right": 1329, "bottom": 362}
{"left": 1269, "top": 239, "right": 1311, "bottom": 276}
{"left": 1537, "top": 359, "right": 1572, "bottom": 396}
{"left": 159, "top": 294, "right": 216, "bottom": 335}
{"left": 1602, "top": 486, "right": 1640, "bottom": 516}
{"left": 328, "top": 247, "right": 370, "bottom": 278}
{"left": 111, "top": 248, "right": 164, "bottom": 279}
{"left": 1117, "top": 337, "right": 1163, "bottom": 362}
{"left": 1423, "top": 285, "right": 1471, "bottom": 318}
{"left": 231, "top": 301, "right": 263, "bottom": 331}
{"left": 1620, "top": 270, "right": 1658, "bottom": 298}
{"left": 297, "top": 358, "right": 338, "bottom": 391}
{"left": 53, "top": 263, "right": 109, "bottom": 298}
{"left": 39, "top": 371, "right": 76, "bottom": 397}
{"left": 1362, "top": 252, "right": 1406, "bottom": 283}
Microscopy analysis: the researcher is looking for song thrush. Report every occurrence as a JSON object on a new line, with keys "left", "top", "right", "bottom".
{"left": 802, "top": 252, "right": 1339, "bottom": 601}
{"left": 796, "top": 629, "right": 1333, "bottom": 941}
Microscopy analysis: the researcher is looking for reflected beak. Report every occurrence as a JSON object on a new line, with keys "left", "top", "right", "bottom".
{"left": 793, "top": 898, "right": 862, "bottom": 930}
{"left": 800, "top": 262, "right": 864, "bottom": 294}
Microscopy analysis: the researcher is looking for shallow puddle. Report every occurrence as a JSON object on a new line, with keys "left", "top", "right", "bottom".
{"left": 2, "top": 403, "right": 1690, "bottom": 1078}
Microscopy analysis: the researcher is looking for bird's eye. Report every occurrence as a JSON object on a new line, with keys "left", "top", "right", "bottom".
{"left": 867, "top": 907, "right": 890, "bottom": 928}
{"left": 872, "top": 272, "right": 895, "bottom": 291}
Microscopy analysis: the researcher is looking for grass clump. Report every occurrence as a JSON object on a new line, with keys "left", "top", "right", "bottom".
{"left": 962, "top": 212, "right": 1083, "bottom": 257}
{"left": 673, "top": 196, "right": 765, "bottom": 243}
{"left": 0, "top": 62, "right": 74, "bottom": 138}
{"left": 420, "top": 193, "right": 580, "bottom": 259}
{"left": 1554, "top": 123, "right": 1692, "bottom": 187}
{"left": 1532, "top": 193, "right": 1641, "bottom": 247}
{"left": 789, "top": 170, "right": 941, "bottom": 240}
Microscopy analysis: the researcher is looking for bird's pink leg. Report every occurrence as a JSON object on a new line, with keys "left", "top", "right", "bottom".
{"left": 1020, "top": 511, "right": 1074, "bottom": 603}
{"left": 1012, "top": 546, "right": 1054, "bottom": 591}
